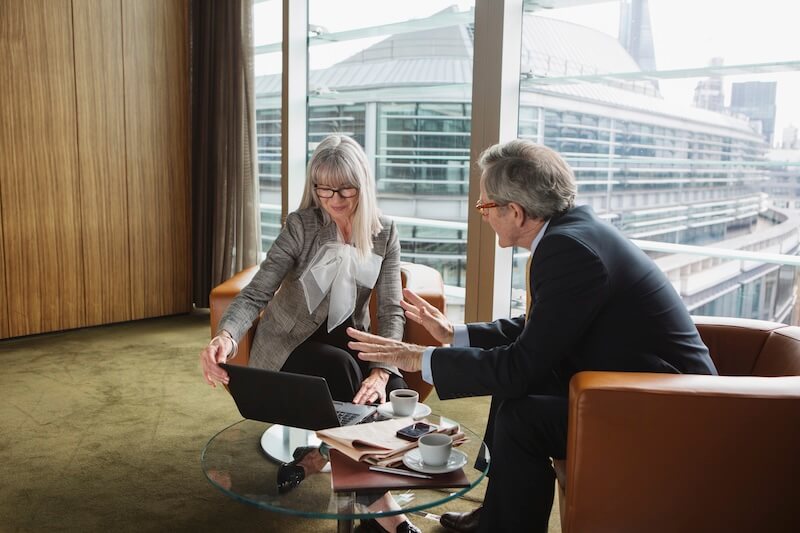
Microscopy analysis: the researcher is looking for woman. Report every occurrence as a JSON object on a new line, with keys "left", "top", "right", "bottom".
{"left": 200, "top": 135, "right": 419, "bottom": 533}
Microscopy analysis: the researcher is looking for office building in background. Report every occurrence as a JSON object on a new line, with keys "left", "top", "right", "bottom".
{"left": 255, "top": 13, "right": 799, "bottom": 323}
{"left": 731, "top": 81, "right": 778, "bottom": 145}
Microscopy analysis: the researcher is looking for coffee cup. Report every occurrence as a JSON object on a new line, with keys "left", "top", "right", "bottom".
{"left": 417, "top": 433, "right": 453, "bottom": 466}
{"left": 389, "top": 388, "right": 419, "bottom": 417}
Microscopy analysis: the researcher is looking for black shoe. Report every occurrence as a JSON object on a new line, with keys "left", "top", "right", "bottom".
{"left": 440, "top": 505, "right": 482, "bottom": 533}
{"left": 358, "top": 519, "right": 421, "bottom": 533}
{"left": 396, "top": 521, "right": 421, "bottom": 533}
{"left": 277, "top": 446, "right": 318, "bottom": 494}
{"left": 276, "top": 463, "right": 304, "bottom": 494}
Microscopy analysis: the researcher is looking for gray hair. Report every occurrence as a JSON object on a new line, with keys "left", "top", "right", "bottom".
{"left": 478, "top": 139, "right": 576, "bottom": 220}
{"left": 299, "top": 135, "right": 382, "bottom": 257}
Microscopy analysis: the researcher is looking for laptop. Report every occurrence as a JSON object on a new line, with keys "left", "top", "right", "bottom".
{"left": 220, "top": 363, "right": 378, "bottom": 431}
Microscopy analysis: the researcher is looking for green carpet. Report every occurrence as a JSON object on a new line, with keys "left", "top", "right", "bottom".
{"left": 0, "top": 311, "right": 560, "bottom": 532}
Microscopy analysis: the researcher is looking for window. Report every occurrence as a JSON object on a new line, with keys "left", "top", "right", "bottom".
{"left": 512, "top": 0, "right": 800, "bottom": 323}
{"left": 304, "top": 0, "right": 476, "bottom": 321}
{"left": 252, "top": 0, "right": 800, "bottom": 325}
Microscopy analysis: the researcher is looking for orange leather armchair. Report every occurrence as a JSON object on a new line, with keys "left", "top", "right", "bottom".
{"left": 209, "top": 261, "right": 445, "bottom": 402}
{"left": 555, "top": 315, "right": 800, "bottom": 533}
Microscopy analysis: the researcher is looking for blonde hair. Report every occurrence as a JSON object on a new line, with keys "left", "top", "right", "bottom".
{"left": 299, "top": 135, "right": 383, "bottom": 257}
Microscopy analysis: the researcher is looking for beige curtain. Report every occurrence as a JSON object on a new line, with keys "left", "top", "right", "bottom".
{"left": 191, "top": 0, "right": 261, "bottom": 308}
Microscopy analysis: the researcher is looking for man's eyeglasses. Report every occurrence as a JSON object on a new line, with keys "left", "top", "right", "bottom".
{"left": 315, "top": 186, "right": 359, "bottom": 199}
{"left": 475, "top": 200, "right": 501, "bottom": 215}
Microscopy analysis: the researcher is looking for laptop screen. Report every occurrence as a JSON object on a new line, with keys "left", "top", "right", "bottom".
{"left": 220, "top": 363, "right": 376, "bottom": 430}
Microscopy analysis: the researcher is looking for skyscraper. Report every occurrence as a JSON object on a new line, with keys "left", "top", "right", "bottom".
{"left": 618, "top": 0, "right": 657, "bottom": 72}
{"left": 731, "top": 81, "right": 778, "bottom": 145}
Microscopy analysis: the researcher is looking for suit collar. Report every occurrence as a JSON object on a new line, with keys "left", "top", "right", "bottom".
{"left": 547, "top": 205, "right": 592, "bottom": 230}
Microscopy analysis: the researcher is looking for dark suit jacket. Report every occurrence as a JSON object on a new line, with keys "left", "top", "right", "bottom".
{"left": 432, "top": 205, "right": 717, "bottom": 400}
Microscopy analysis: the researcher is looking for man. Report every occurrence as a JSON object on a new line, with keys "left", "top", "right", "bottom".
{"left": 348, "top": 140, "right": 717, "bottom": 532}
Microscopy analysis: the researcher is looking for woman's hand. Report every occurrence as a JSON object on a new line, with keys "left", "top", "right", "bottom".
{"left": 200, "top": 334, "right": 232, "bottom": 387}
{"left": 400, "top": 288, "right": 455, "bottom": 345}
{"left": 353, "top": 368, "right": 390, "bottom": 405}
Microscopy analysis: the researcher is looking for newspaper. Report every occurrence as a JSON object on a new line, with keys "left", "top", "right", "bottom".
{"left": 317, "top": 417, "right": 466, "bottom": 467}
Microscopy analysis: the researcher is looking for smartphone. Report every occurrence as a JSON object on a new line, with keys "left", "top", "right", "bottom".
{"left": 395, "top": 422, "right": 436, "bottom": 441}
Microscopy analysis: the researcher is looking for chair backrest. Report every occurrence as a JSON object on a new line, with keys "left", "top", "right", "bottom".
{"left": 209, "top": 262, "right": 445, "bottom": 401}
{"left": 693, "top": 315, "right": 800, "bottom": 377}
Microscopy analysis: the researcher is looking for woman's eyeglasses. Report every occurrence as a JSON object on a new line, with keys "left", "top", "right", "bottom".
{"left": 475, "top": 200, "right": 501, "bottom": 215}
{"left": 315, "top": 186, "right": 359, "bottom": 199}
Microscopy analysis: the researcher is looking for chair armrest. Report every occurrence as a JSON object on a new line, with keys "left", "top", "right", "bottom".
{"left": 209, "top": 265, "right": 259, "bottom": 366}
{"left": 563, "top": 371, "right": 800, "bottom": 533}
{"left": 399, "top": 263, "right": 445, "bottom": 403}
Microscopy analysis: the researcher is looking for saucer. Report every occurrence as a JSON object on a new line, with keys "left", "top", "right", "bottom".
{"left": 402, "top": 448, "right": 468, "bottom": 474}
{"left": 377, "top": 402, "right": 432, "bottom": 420}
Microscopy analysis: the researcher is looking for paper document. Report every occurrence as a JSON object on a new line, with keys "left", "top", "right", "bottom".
{"left": 317, "top": 417, "right": 466, "bottom": 466}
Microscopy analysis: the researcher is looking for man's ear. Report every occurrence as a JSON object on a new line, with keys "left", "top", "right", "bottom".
{"left": 508, "top": 202, "right": 526, "bottom": 225}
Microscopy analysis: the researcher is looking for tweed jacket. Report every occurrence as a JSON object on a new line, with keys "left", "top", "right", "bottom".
{"left": 217, "top": 208, "right": 405, "bottom": 374}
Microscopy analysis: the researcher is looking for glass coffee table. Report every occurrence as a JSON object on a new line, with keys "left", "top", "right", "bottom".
{"left": 201, "top": 415, "right": 489, "bottom": 532}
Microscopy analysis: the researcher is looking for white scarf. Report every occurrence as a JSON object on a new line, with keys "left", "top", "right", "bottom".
{"left": 299, "top": 242, "right": 383, "bottom": 332}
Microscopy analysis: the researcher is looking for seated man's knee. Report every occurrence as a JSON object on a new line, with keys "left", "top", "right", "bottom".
{"left": 494, "top": 395, "right": 568, "bottom": 444}
{"left": 493, "top": 397, "right": 529, "bottom": 436}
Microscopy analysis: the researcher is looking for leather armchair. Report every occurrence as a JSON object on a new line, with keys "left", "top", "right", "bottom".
{"left": 555, "top": 315, "right": 800, "bottom": 533}
{"left": 209, "top": 261, "right": 445, "bottom": 402}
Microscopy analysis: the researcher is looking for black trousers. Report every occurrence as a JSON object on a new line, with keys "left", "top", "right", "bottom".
{"left": 478, "top": 393, "right": 568, "bottom": 533}
{"left": 280, "top": 318, "right": 407, "bottom": 402}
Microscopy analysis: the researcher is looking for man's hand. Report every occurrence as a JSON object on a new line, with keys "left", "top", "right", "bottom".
{"left": 401, "top": 288, "right": 454, "bottom": 345}
{"left": 347, "top": 328, "right": 426, "bottom": 373}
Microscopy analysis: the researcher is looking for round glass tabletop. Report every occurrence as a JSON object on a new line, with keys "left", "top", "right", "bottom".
{"left": 201, "top": 415, "right": 489, "bottom": 521}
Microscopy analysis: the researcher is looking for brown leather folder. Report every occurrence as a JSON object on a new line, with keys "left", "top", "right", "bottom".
{"left": 329, "top": 449, "right": 470, "bottom": 492}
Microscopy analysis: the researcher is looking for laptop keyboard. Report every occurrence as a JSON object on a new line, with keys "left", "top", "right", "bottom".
{"left": 336, "top": 410, "right": 360, "bottom": 425}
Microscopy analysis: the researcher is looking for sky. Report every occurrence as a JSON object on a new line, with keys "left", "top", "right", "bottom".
{"left": 539, "top": 0, "right": 800, "bottom": 146}
{"left": 253, "top": 0, "right": 800, "bottom": 146}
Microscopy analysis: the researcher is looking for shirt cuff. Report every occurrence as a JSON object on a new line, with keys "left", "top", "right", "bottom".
{"left": 452, "top": 324, "right": 470, "bottom": 347}
{"left": 422, "top": 348, "right": 436, "bottom": 384}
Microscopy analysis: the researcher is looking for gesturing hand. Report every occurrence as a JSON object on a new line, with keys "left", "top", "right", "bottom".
{"left": 347, "top": 328, "right": 426, "bottom": 373}
{"left": 400, "top": 288, "right": 454, "bottom": 345}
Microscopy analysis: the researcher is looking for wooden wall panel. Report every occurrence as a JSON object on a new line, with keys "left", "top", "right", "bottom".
{"left": 122, "top": 0, "right": 191, "bottom": 319}
{"left": 0, "top": 0, "right": 85, "bottom": 337}
{"left": 0, "top": 203, "right": 7, "bottom": 339}
{"left": 73, "top": 0, "right": 131, "bottom": 326}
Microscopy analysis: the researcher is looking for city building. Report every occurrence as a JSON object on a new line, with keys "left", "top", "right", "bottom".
{"left": 763, "top": 149, "right": 800, "bottom": 210}
{"left": 693, "top": 57, "right": 726, "bottom": 113}
{"left": 731, "top": 80, "right": 778, "bottom": 145}
{"left": 255, "top": 13, "right": 798, "bottom": 323}
{"left": 618, "top": 0, "right": 658, "bottom": 73}
{"left": 783, "top": 124, "right": 798, "bottom": 149}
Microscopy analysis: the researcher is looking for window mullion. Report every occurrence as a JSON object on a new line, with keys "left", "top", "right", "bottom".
{"left": 281, "top": 0, "right": 308, "bottom": 219}
{"left": 465, "top": 0, "right": 523, "bottom": 322}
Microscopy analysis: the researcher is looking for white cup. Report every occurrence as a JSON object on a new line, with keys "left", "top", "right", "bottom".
{"left": 389, "top": 388, "right": 419, "bottom": 417}
{"left": 417, "top": 433, "right": 453, "bottom": 466}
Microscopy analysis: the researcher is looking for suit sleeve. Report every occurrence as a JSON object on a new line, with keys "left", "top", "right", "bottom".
{"left": 372, "top": 221, "right": 405, "bottom": 376}
{"left": 432, "top": 234, "right": 610, "bottom": 399}
{"left": 217, "top": 212, "right": 305, "bottom": 341}
{"left": 466, "top": 316, "right": 526, "bottom": 349}
{"left": 375, "top": 221, "right": 404, "bottom": 341}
